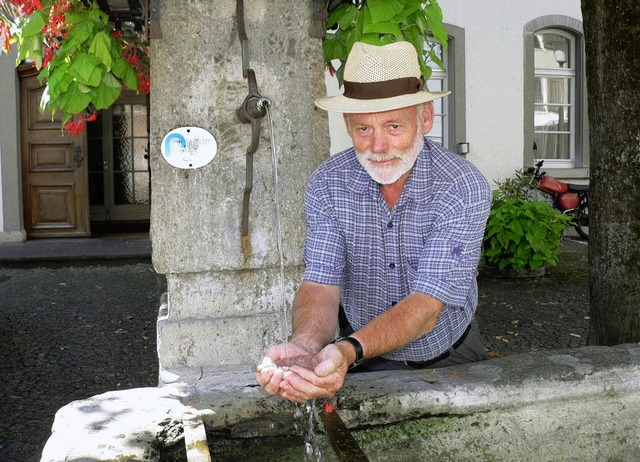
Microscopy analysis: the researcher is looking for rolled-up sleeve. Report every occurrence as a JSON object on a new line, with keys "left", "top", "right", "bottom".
{"left": 411, "top": 189, "right": 491, "bottom": 307}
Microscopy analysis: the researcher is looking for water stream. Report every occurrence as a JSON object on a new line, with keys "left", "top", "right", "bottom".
{"left": 265, "top": 104, "right": 290, "bottom": 359}
{"left": 265, "top": 105, "right": 325, "bottom": 461}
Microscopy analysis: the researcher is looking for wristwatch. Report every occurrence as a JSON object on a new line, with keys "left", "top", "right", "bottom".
{"left": 333, "top": 336, "right": 364, "bottom": 368}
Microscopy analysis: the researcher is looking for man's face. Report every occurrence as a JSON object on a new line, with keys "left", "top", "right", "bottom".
{"left": 344, "top": 103, "right": 434, "bottom": 185}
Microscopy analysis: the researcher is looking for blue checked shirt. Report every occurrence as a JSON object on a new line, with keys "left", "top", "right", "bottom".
{"left": 302, "top": 138, "right": 491, "bottom": 361}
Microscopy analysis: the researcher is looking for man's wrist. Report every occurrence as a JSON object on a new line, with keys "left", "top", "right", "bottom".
{"left": 333, "top": 336, "right": 364, "bottom": 368}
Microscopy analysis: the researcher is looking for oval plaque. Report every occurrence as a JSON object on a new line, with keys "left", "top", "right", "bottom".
{"left": 160, "top": 127, "right": 217, "bottom": 169}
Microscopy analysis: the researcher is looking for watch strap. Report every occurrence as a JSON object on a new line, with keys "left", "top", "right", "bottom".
{"left": 333, "top": 336, "right": 364, "bottom": 368}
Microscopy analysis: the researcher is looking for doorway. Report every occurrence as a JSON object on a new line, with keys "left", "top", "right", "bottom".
{"left": 19, "top": 68, "right": 150, "bottom": 238}
{"left": 19, "top": 67, "right": 90, "bottom": 238}
{"left": 87, "top": 94, "right": 151, "bottom": 234}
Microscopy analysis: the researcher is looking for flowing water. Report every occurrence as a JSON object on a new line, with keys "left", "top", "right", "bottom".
{"left": 265, "top": 104, "right": 290, "bottom": 359}
{"left": 265, "top": 105, "right": 324, "bottom": 461}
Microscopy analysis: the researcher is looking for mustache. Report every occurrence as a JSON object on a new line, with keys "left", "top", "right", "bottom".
{"left": 359, "top": 151, "right": 402, "bottom": 162}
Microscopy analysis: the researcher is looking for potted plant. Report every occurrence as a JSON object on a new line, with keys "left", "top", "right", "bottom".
{"left": 483, "top": 169, "right": 574, "bottom": 276}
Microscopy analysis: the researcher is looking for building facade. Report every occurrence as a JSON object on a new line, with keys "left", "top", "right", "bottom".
{"left": 0, "top": 0, "right": 586, "bottom": 242}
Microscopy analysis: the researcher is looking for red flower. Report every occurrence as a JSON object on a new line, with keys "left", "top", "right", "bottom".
{"left": 13, "top": 0, "right": 44, "bottom": 16}
{"left": 64, "top": 119, "right": 85, "bottom": 136}
{"left": 0, "top": 22, "right": 13, "bottom": 53}
{"left": 323, "top": 400, "right": 338, "bottom": 414}
{"left": 63, "top": 110, "right": 97, "bottom": 136}
{"left": 42, "top": 45, "right": 53, "bottom": 68}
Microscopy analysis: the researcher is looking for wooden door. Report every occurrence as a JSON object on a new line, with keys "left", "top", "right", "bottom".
{"left": 19, "top": 67, "right": 90, "bottom": 238}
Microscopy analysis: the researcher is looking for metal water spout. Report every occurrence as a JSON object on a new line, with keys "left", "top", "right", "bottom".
{"left": 236, "top": 0, "right": 273, "bottom": 237}
{"left": 237, "top": 71, "right": 271, "bottom": 122}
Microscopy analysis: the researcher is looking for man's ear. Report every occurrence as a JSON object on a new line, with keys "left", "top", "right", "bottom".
{"left": 420, "top": 102, "right": 435, "bottom": 135}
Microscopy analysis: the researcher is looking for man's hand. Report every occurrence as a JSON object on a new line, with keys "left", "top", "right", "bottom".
{"left": 256, "top": 342, "right": 312, "bottom": 397}
{"left": 256, "top": 342, "right": 352, "bottom": 403}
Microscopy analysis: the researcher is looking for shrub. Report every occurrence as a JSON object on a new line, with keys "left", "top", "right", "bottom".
{"left": 483, "top": 170, "right": 573, "bottom": 273}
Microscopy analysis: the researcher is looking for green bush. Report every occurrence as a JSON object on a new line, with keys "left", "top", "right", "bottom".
{"left": 483, "top": 170, "right": 574, "bottom": 273}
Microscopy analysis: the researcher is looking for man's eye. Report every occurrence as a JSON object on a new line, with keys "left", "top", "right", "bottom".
{"left": 389, "top": 124, "right": 400, "bottom": 130}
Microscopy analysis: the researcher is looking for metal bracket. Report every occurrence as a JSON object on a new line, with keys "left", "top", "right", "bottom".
{"left": 311, "top": 0, "right": 327, "bottom": 38}
{"left": 149, "top": 0, "right": 162, "bottom": 39}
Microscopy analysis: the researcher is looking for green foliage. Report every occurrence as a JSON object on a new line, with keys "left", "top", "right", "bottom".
{"left": 36, "top": 2, "right": 136, "bottom": 122}
{"left": 483, "top": 174, "right": 574, "bottom": 273}
{"left": 493, "top": 168, "right": 537, "bottom": 201}
{"left": 323, "top": 0, "right": 447, "bottom": 87}
{"left": 2, "top": 0, "right": 146, "bottom": 131}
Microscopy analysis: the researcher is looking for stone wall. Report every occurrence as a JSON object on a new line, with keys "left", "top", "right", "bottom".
{"left": 150, "top": 0, "right": 329, "bottom": 371}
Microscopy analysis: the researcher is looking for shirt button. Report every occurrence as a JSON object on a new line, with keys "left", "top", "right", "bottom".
{"left": 389, "top": 263, "right": 396, "bottom": 269}
{"left": 387, "top": 221, "right": 393, "bottom": 229}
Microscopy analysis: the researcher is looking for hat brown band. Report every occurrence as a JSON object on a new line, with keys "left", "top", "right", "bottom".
{"left": 343, "top": 77, "right": 424, "bottom": 100}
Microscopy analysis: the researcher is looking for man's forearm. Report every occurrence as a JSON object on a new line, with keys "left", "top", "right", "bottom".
{"left": 289, "top": 281, "right": 341, "bottom": 354}
{"left": 351, "top": 292, "right": 444, "bottom": 360}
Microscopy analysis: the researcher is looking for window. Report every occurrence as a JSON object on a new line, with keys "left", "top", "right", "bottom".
{"left": 524, "top": 16, "right": 588, "bottom": 176}
{"left": 426, "top": 24, "right": 466, "bottom": 154}
{"left": 425, "top": 41, "right": 448, "bottom": 147}
{"left": 533, "top": 30, "right": 575, "bottom": 168}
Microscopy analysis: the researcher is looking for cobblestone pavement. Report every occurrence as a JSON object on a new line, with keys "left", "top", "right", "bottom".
{"left": 0, "top": 239, "right": 588, "bottom": 461}
{"left": 477, "top": 238, "right": 590, "bottom": 357}
{"left": 0, "top": 263, "right": 166, "bottom": 462}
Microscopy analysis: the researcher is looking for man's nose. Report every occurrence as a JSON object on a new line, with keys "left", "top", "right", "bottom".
{"left": 370, "top": 131, "right": 389, "bottom": 153}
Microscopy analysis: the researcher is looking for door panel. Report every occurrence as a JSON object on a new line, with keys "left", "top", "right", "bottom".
{"left": 20, "top": 67, "right": 90, "bottom": 238}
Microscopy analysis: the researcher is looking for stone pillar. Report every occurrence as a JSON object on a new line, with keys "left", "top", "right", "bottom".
{"left": 0, "top": 49, "right": 26, "bottom": 243}
{"left": 151, "top": 0, "right": 329, "bottom": 375}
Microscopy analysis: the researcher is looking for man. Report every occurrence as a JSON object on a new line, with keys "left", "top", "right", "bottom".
{"left": 257, "top": 41, "right": 491, "bottom": 403}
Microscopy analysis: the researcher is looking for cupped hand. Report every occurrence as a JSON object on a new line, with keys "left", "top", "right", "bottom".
{"left": 277, "top": 343, "right": 351, "bottom": 403}
{"left": 256, "top": 342, "right": 313, "bottom": 396}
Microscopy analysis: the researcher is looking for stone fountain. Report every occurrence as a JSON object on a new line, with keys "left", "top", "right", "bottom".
{"left": 40, "top": 1, "right": 640, "bottom": 460}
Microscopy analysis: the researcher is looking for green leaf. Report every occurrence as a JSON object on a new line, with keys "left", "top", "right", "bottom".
{"left": 424, "top": 3, "right": 448, "bottom": 50}
{"left": 427, "top": 48, "right": 445, "bottom": 71}
{"left": 46, "top": 62, "right": 69, "bottom": 97}
{"left": 93, "top": 73, "right": 122, "bottom": 109}
{"left": 59, "top": 82, "right": 92, "bottom": 114}
{"left": 363, "top": 17, "right": 401, "bottom": 37}
{"left": 65, "top": 9, "right": 90, "bottom": 25}
{"left": 112, "top": 57, "right": 139, "bottom": 91}
{"left": 89, "top": 32, "right": 113, "bottom": 70}
{"left": 394, "top": 0, "right": 424, "bottom": 22}
{"left": 89, "top": 3, "right": 109, "bottom": 25}
{"left": 359, "top": 33, "right": 383, "bottom": 46}
{"left": 323, "top": 34, "right": 347, "bottom": 64}
{"left": 66, "top": 20, "right": 96, "bottom": 47}
{"left": 21, "top": 11, "right": 46, "bottom": 37}
{"left": 367, "top": 0, "right": 404, "bottom": 24}
{"left": 327, "top": 3, "right": 359, "bottom": 31}
{"left": 69, "top": 53, "right": 103, "bottom": 87}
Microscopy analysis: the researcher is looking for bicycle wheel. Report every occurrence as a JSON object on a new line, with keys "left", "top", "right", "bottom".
{"left": 574, "top": 194, "right": 589, "bottom": 240}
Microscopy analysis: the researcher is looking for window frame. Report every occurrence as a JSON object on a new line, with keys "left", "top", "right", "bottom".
{"left": 524, "top": 15, "right": 589, "bottom": 179}
{"left": 426, "top": 24, "right": 466, "bottom": 154}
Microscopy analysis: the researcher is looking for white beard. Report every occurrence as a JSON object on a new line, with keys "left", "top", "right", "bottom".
{"left": 356, "top": 133, "right": 424, "bottom": 185}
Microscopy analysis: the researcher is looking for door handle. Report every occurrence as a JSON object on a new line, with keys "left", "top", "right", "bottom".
{"left": 75, "top": 146, "right": 84, "bottom": 168}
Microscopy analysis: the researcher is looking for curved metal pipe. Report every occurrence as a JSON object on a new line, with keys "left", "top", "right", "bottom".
{"left": 237, "top": 0, "right": 271, "bottom": 237}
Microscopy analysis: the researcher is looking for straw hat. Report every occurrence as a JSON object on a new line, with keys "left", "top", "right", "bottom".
{"left": 315, "top": 41, "right": 450, "bottom": 114}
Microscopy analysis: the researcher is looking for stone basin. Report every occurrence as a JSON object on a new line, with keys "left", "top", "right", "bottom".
{"left": 41, "top": 343, "right": 640, "bottom": 461}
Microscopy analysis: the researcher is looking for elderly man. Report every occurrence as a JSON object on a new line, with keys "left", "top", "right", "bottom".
{"left": 257, "top": 41, "right": 491, "bottom": 403}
